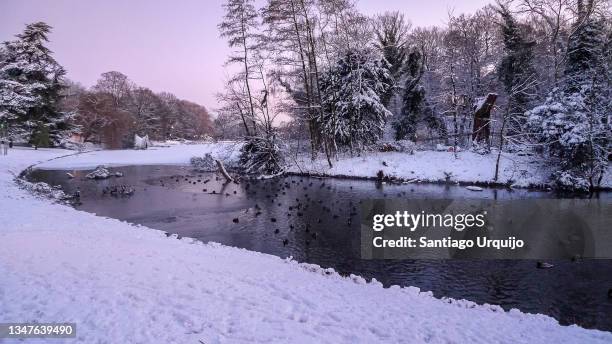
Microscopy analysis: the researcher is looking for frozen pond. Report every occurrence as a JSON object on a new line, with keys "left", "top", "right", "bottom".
{"left": 28, "top": 165, "right": 612, "bottom": 331}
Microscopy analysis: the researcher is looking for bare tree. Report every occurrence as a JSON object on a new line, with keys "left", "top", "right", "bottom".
{"left": 92, "top": 71, "right": 133, "bottom": 107}
{"left": 218, "top": 0, "right": 260, "bottom": 134}
{"left": 517, "top": 0, "right": 573, "bottom": 85}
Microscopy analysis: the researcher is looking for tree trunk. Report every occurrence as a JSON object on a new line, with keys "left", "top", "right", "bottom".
{"left": 240, "top": 11, "right": 256, "bottom": 134}
{"left": 215, "top": 159, "right": 234, "bottom": 183}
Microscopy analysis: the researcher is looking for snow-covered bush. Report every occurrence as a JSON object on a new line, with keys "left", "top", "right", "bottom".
{"left": 190, "top": 153, "right": 216, "bottom": 171}
{"left": 239, "top": 135, "right": 285, "bottom": 175}
{"left": 19, "top": 180, "right": 69, "bottom": 201}
{"left": 198, "top": 134, "right": 214, "bottom": 142}
{"left": 526, "top": 87, "right": 608, "bottom": 191}
{"left": 552, "top": 171, "right": 590, "bottom": 193}
{"left": 396, "top": 140, "right": 416, "bottom": 154}
{"left": 471, "top": 141, "right": 490, "bottom": 155}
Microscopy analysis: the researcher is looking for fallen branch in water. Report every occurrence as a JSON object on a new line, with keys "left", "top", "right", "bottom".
{"left": 215, "top": 159, "right": 234, "bottom": 182}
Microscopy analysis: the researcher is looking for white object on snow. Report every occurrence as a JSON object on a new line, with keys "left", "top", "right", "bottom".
{"left": 66, "top": 172, "right": 75, "bottom": 179}
{"left": 134, "top": 134, "right": 150, "bottom": 150}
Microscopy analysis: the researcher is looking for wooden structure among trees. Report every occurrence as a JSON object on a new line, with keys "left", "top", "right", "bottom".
{"left": 472, "top": 93, "right": 497, "bottom": 144}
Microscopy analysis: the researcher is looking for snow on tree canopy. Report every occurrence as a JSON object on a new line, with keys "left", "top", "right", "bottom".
{"left": 525, "top": 10, "right": 610, "bottom": 192}
{"left": 526, "top": 85, "right": 608, "bottom": 191}
{"left": 0, "top": 22, "right": 72, "bottom": 146}
{"left": 318, "top": 48, "right": 393, "bottom": 151}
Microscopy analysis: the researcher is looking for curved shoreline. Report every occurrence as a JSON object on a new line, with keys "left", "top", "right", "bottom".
{"left": 3, "top": 145, "right": 612, "bottom": 343}
{"left": 29, "top": 143, "right": 611, "bottom": 192}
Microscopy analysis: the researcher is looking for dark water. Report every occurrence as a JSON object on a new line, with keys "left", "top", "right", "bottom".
{"left": 28, "top": 165, "right": 612, "bottom": 331}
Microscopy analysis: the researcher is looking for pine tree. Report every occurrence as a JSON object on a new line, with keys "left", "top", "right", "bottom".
{"left": 497, "top": 4, "right": 536, "bottom": 137}
{"left": 393, "top": 49, "right": 425, "bottom": 141}
{"left": 0, "top": 22, "right": 72, "bottom": 146}
{"left": 318, "top": 48, "right": 393, "bottom": 152}
{"left": 374, "top": 11, "right": 409, "bottom": 107}
{"left": 526, "top": 4, "right": 609, "bottom": 191}
{"left": 564, "top": 2, "right": 606, "bottom": 90}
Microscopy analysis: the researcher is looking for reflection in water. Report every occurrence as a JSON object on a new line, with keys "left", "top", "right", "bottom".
{"left": 28, "top": 165, "right": 612, "bottom": 331}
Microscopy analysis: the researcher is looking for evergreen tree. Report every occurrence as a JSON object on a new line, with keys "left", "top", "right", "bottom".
{"left": 374, "top": 11, "right": 409, "bottom": 107}
{"left": 564, "top": 3, "right": 606, "bottom": 90}
{"left": 526, "top": 6, "right": 609, "bottom": 191}
{"left": 0, "top": 22, "right": 72, "bottom": 146}
{"left": 318, "top": 48, "right": 393, "bottom": 152}
{"left": 393, "top": 49, "right": 425, "bottom": 141}
{"left": 497, "top": 4, "right": 536, "bottom": 137}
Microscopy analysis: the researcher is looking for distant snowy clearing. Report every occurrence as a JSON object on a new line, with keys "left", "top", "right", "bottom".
{"left": 37, "top": 142, "right": 241, "bottom": 170}
{"left": 1, "top": 146, "right": 611, "bottom": 343}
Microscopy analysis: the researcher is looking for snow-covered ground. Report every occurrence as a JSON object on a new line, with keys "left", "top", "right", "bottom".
{"left": 37, "top": 141, "right": 241, "bottom": 170}
{"left": 35, "top": 141, "right": 610, "bottom": 189}
{"left": 1, "top": 145, "right": 612, "bottom": 343}
{"left": 289, "top": 150, "right": 611, "bottom": 189}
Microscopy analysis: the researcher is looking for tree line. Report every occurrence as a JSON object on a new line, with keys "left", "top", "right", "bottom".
{"left": 63, "top": 71, "right": 213, "bottom": 148}
{"left": 217, "top": 0, "right": 611, "bottom": 190}
{"left": 0, "top": 23, "right": 213, "bottom": 149}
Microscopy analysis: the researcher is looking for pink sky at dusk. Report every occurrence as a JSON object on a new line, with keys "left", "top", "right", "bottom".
{"left": 0, "top": 0, "right": 492, "bottom": 113}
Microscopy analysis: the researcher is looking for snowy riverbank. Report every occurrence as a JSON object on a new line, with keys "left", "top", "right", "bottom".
{"left": 2, "top": 145, "right": 612, "bottom": 343}
{"left": 34, "top": 141, "right": 610, "bottom": 189}
{"left": 289, "top": 150, "right": 611, "bottom": 189}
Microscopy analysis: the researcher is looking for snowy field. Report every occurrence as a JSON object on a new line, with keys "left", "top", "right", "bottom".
{"left": 1, "top": 145, "right": 612, "bottom": 343}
